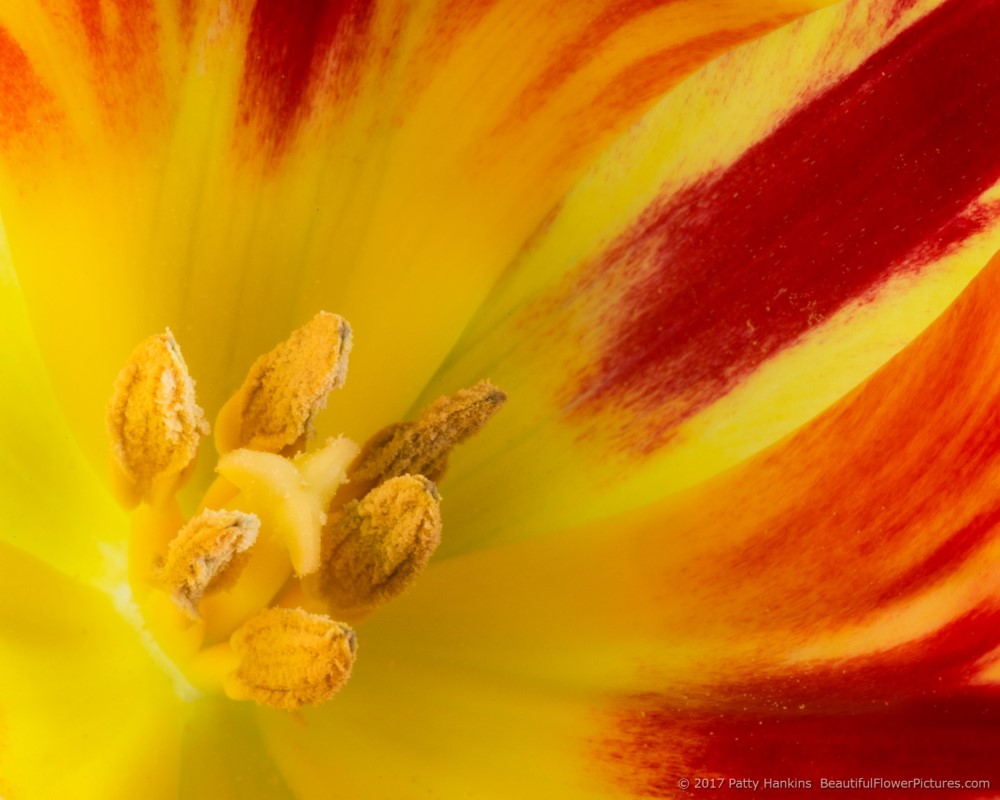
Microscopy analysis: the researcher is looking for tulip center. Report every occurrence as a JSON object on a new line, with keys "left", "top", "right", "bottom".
{"left": 107, "top": 312, "right": 504, "bottom": 710}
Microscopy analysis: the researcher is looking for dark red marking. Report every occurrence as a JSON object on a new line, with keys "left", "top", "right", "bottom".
{"left": 565, "top": 0, "right": 1000, "bottom": 454}
{"left": 0, "top": 27, "right": 58, "bottom": 155}
{"left": 238, "top": 0, "right": 375, "bottom": 159}
{"left": 602, "top": 610, "right": 1000, "bottom": 797}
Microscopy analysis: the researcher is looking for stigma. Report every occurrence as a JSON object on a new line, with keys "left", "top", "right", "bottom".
{"left": 107, "top": 313, "right": 504, "bottom": 710}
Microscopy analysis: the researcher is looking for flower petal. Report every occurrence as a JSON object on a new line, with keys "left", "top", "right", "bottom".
{"left": 365, "top": 248, "right": 1000, "bottom": 793}
{"left": 424, "top": 0, "right": 1000, "bottom": 556}
{"left": 0, "top": 542, "right": 183, "bottom": 799}
{"left": 0, "top": 219, "right": 125, "bottom": 580}
{"left": 179, "top": 698, "right": 296, "bottom": 800}
{"left": 0, "top": 0, "right": 832, "bottom": 475}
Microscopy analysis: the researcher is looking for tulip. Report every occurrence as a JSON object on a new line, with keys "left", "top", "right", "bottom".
{"left": 1, "top": 0, "right": 999, "bottom": 797}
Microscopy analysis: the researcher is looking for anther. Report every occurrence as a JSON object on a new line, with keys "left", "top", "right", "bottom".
{"left": 160, "top": 509, "right": 260, "bottom": 620}
{"left": 215, "top": 312, "right": 352, "bottom": 455}
{"left": 107, "top": 330, "right": 209, "bottom": 508}
{"left": 224, "top": 607, "right": 357, "bottom": 710}
{"left": 350, "top": 380, "right": 506, "bottom": 486}
{"left": 319, "top": 475, "right": 442, "bottom": 616}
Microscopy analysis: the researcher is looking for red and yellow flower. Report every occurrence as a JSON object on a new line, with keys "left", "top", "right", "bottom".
{"left": 2, "top": 0, "right": 1000, "bottom": 797}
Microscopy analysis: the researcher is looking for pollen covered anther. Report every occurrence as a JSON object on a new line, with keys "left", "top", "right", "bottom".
{"left": 350, "top": 380, "right": 506, "bottom": 486}
{"left": 225, "top": 607, "right": 357, "bottom": 710}
{"left": 215, "top": 312, "right": 352, "bottom": 455}
{"left": 107, "top": 330, "right": 209, "bottom": 508}
{"left": 320, "top": 475, "right": 442, "bottom": 616}
{"left": 161, "top": 508, "right": 260, "bottom": 620}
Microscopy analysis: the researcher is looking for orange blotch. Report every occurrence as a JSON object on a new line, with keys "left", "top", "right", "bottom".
{"left": 0, "top": 27, "right": 61, "bottom": 161}
{"left": 73, "top": 0, "right": 164, "bottom": 130}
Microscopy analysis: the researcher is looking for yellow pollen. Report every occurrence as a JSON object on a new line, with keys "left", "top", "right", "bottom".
{"left": 319, "top": 475, "right": 442, "bottom": 617}
{"left": 107, "top": 330, "right": 209, "bottom": 508}
{"left": 215, "top": 311, "right": 352, "bottom": 455}
{"left": 160, "top": 509, "right": 260, "bottom": 620}
{"left": 350, "top": 380, "right": 506, "bottom": 486}
{"left": 224, "top": 607, "right": 357, "bottom": 710}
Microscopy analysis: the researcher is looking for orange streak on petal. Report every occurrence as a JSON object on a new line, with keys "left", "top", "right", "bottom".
{"left": 0, "top": 27, "right": 61, "bottom": 161}
{"left": 68, "top": 0, "right": 166, "bottom": 132}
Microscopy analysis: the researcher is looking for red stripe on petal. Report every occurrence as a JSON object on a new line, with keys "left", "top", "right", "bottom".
{"left": 239, "top": 0, "right": 376, "bottom": 159}
{"left": 565, "top": 0, "right": 1000, "bottom": 454}
{"left": 601, "top": 611, "right": 1000, "bottom": 797}
{"left": 0, "top": 27, "right": 59, "bottom": 158}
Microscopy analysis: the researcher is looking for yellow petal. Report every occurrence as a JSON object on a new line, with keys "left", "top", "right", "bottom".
{"left": 0, "top": 218, "right": 124, "bottom": 580}
{"left": 179, "top": 698, "right": 295, "bottom": 800}
{"left": 0, "top": 542, "right": 183, "bottom": 800}
{"left": 258, "top": 655, "right": 615, "bottom": 799}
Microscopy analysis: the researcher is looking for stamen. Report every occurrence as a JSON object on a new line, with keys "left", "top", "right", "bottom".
{"left": 160, "top": 509, "right": 260, "bottom": 620}
{"left": 349, "top": 380, "right": 506, "bottom": 486}
{"left": 107, "top": 312, "right": 505, "bottom": 712}
{"left": 215, "top": 312, "right": 352, "bottom": 455}
{"left": 224, "top": 607, "right": 357, "bottom": 710}
{"left": 107, "top": 330, "right": 209, "bottom": 508}
{"left": 319, "top": 475, "right": 442, "bottom": 617}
